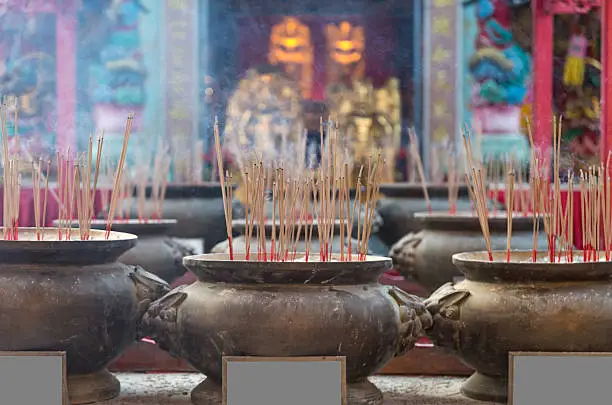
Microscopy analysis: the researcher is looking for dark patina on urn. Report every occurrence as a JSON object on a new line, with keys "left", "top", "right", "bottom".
{"left": 389, "top": 212, "right": 547, "bottom": 294}
{"left": 377, "top": 183, "right": 472, "bottom": 247}
{"left": 141, "top": 253, "right": 433, "bottom": 405}
{"left": 425, "top": 250, "right": 612, "bottom": 403}
{"left": 0, "top": 228, "right": 170, "bottom": 404}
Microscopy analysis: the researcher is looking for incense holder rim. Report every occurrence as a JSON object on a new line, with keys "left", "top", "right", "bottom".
{"left": 414, "top": 211, "right": 539, "bottom": 232}
{"left": 182, "top": 252, "right": 392, "bottom": 285}
{"left": 53, "top": 219, "right": 177, "bottom": 235}
{"left": 0, "top": 227, "right": 137, "bottom": 265}
{"left": 379, "top": 183, "right": 469, "bottom": 199}
{"left": 231, "top": 218, "right": 345, "bottom": 236}
{"left": 145, "top": 182, "right": 228, "bottom": 199}
{"left": 452, "top": 250, "right": 612, "bottom": 282}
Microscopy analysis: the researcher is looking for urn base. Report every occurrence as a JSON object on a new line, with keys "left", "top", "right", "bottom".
{"left": 461, "top": 372, "right": 507, "bottom": 403}
{"left": 191, "top": 377, "right": 383, "bottom": 405}
{"left": 68, "top": 369, "right": 121, "bottom": 404}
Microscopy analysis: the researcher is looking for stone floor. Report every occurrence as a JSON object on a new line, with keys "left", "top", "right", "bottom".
{"left": 101, "top": 373, "right": 499, "bottom": 405}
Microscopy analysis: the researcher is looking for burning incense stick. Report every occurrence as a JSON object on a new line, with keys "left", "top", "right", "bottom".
{"left": 106, "top": 114, "right": 134, "bottom": 238}
{"left": 408, "top": 128, "right": 431, "bottom": 213}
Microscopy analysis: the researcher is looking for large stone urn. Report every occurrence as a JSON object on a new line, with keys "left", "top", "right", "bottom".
{"left": 425, "top": 250, "right": 612, "bottom": 402}
{"left": 0, "top": 228, "right": 169, "bottom": 404}
{"left": 141, "top": 253, "right": 433, "bottom": 405}
{"left": 389, "top": 212, "right": 546, "bottom": 294}
{"left": 377, "top": 183, "right": 472, "bottom": 247}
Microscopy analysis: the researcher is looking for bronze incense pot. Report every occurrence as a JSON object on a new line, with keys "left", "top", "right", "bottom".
{"left": 140, "top": 183, "right": 227, "bottom": 252}
{"left": 425, "top": 250, "right": 612, "bottom": 403}
{"left": 55, "top": 219, "right": 195, "bottom": 284}
{"left": 141, "top": 253, "right": 432, "bottom": 405}
{"left": 377, "top": 184, "right": 472, "bottom": 247}
{"left": 0, "top": 228, "right": 169, "bottom": 404}
{"left": 389, "top": 212, "right": 547, "bottom": 294}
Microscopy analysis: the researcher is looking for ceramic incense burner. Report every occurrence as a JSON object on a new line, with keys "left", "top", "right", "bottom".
{"left": 141, "top": 253, "right": 433, "bottom": 405}
{"left": 389, "top": 212, "right": 547, "bottom": 294}
{"left": 425, "top": 250, "right": 612, "bottom": 402}
{"left": 377, "top": 184, "right": 472, "bottom": 247}
{"left": 0, "top": 228, "right": 170, "bottom": 404}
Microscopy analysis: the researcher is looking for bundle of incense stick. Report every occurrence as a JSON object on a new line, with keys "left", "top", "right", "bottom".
{"left": 31, "top": 158, "right": 50, "bottom": 240}
{"left": 171, "top": 137, "right": 204, "bottom": 184}
{"left": 105, "top": 114, "right": 135, "bottom": 238}
{"left": 408, "top": 128, "right": 431, "bottom": 212}
{"left": 462, "top": 125, "right": 493, "bottom": 261}
{"left": 1, "top": 103, "right": 20, "bottom": 240}
{"left": 52, "top": 134, "right": 105, "bottom": 240}
{"left": 446, "top": 148, "right": 461, "bottom": 215}
{"left": 213, "top": 118, "right": 384, "bottom": 262}
{"left": 150, "top": 141, "right": 171, "bottom": 220}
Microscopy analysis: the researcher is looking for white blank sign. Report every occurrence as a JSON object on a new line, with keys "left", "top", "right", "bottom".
{"left": 0, "top": 352, "right": 66, "bottom": 405}
{"left": 223, "top": 356, "right": 346, "bottom": 405}
{"left": 509, "top": 352, "right": 612, "bottom": 405}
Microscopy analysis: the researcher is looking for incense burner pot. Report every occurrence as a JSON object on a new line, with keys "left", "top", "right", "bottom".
{"left": 0, "top": 228, "right": 170, "bottom": 404}
{"left": 140, "top": 184, "right": 228, "bottom": 252}
{"left": 389, "top": 212, "right": 547, "bottom": 294}
{"left": 377, "top": 184, "right": 472, "bottom": 247}
{"left": 141, "top": 253, "right": 433, "bottom": 405}
{"left": 55, "top": 219, "right": 195, "bottom": 284}
{"left": 425, "top": 251, "right": 612, "bottom": 402}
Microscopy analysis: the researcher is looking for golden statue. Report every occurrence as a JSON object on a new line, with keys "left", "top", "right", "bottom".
{"left": 325, "top": 21, "right": 366, "bottom": 85}
{"left": 326, "top": 78, "right": 401, "bottom": 182}
{"left": 268, "top": 17, "right": 314, "bottom": 99}
{"left": 224, "top": 66, "right": 305, "bottom": 174}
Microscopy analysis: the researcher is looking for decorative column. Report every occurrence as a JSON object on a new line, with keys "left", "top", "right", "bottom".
{"left": 532, "top": 0, "right": 554, "bottom": 155}
{"left": 164, "top": 0, "right": 200, "bottom": 182}
{"left": 423, "top": 0, "right": 460, "bottom": 173}
{"left": 602, "top": 0, "right": 612, "bottom": 163}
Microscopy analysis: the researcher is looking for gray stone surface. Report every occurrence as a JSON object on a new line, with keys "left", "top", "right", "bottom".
{"left": 100, "top": 373, "right": 499, "bottom": 404}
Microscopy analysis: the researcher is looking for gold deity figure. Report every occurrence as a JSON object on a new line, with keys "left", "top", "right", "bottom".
{"left": 325, "top": 21, "right": 365, "bottom": 85}
{"left": 326, "top": 78, "right": 401, "bottom": 182}
{"left": 268, "top": 17, "right": 314, "bottom": 99}
{"left": 224, "top": 66, "right": 305, "bottom": 170}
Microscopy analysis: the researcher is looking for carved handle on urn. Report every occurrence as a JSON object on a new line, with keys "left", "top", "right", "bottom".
{"left": 388, "top": 231, "right": 423, "bottom": 280}
{"left": 387, "top": 286, "right": 433, "bottom": 357}
{"left": 129, "top": 266, "right": 171, "bottom": 339}
{"left": 423, "top": 282, "right": 470, "bottom": 351}
{"left": 163, "top": 237, "right": 197, "bottom": 279}
{"left": 138, "top": 285, "right": 188, "bottom": 358}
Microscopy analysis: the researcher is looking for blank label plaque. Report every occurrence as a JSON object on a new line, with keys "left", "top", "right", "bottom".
{"left": 0, "top": 352, "right": 67, "bottom": 405}
{"left": 223, "top": 356, "right": 346, "bottom": 405}
{"left": 509, "top": 352, "right": 612, "bottom": 405}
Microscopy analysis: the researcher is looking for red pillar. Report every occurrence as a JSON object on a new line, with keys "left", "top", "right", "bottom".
{"left": 602, "top": 1, "right": 612, "bottom": 164}
{"left": 532, "top": 0, "right": 554, "bottom": 159}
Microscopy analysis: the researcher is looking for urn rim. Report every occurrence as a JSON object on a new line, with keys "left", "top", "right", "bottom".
{"left": 379, "top": 183, "right": 469, "bottom": 199}
{"left": 145, "top": 182, "right": 227, "bottom": 199}
{"left": 183, "top": 252, "right": 393, "bottom": 284}
{"left": 414, "top": 211, "right": 539, "bottom": 232}
{"left": 231, "top": 219, "right": 344, "bottom": 236}
{"left": 0, "top": 227, "right": 137, "bottom": 265}
{"left": 53, "top": 218, "right": 177, "bottom": 235}
{"left": 452, "top": 250, "right": 612, "bottom": 282}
